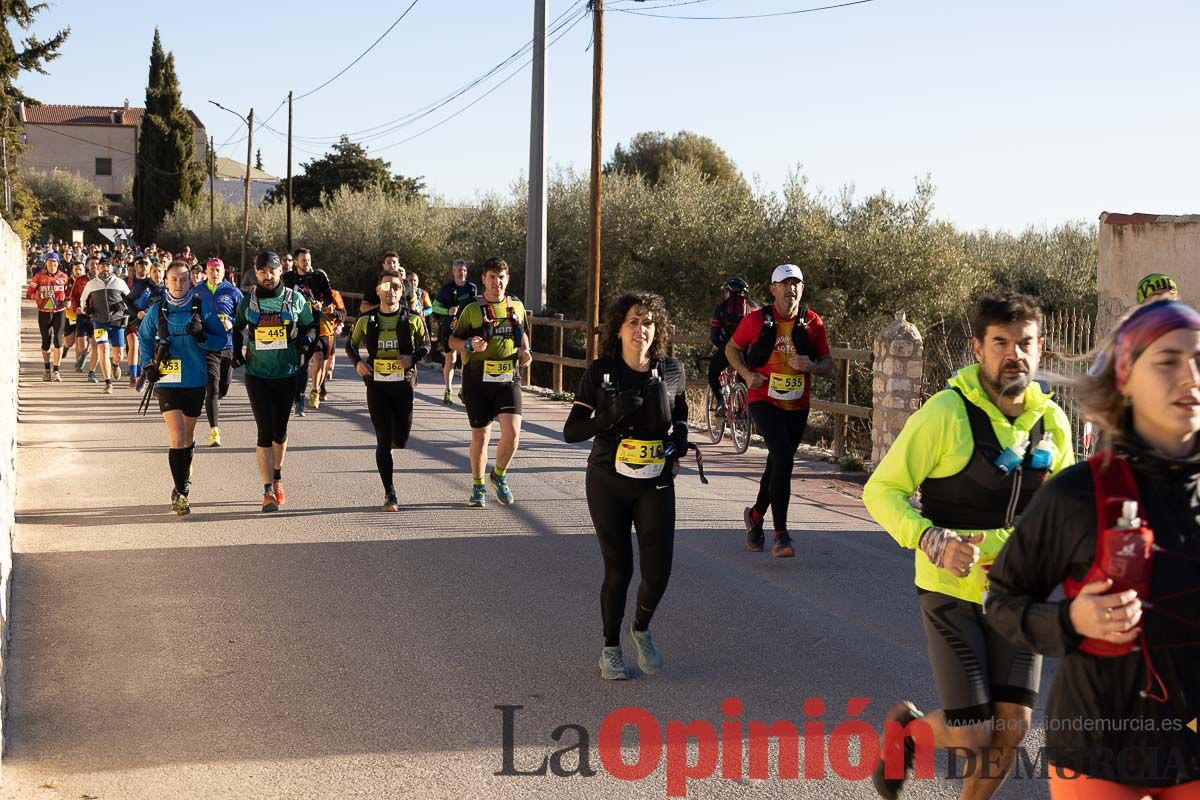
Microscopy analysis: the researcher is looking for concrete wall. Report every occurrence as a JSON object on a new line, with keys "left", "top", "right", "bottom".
{"left": 0, "top": 217, "right": 22, "bottom": 755}
{"left": 1098, "top": 212, "right": 1200, "bottom": 335}
{"left": 22, "top": 125, "right": 139, "bottom": 198}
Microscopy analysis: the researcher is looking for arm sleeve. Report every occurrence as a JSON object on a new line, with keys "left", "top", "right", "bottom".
{"left": 431, "top": 285, "right": 451, "bottom": 315}
{"left": 345, "top": 317, "right": 368, "bottom": 363}
{"left": 985, "top": 470, "right": 1091, "bottom": 656}
{"left": 563, "top": 363, "right": 606, "bottom": 443}
{"left": 861, "top": 397, "right": 952, "bottom": 549}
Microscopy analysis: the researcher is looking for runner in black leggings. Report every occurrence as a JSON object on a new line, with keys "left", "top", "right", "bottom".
{"left": 563, "top": 291, "right": 688, "bottom": 681}
{"left": 345, "top": 269, "right": 429, "bottom": 511}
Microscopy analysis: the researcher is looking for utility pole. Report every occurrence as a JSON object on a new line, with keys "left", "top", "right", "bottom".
{"left": 207, "top": 135, "right": 215, "bottom": 252}
{"left": 524, "top": 0, "right": 548, "bottom": 314}
{"left": 242, "top": 108, "right": 253, "bottom": 275}
{"left": 286, "top": 90, "right": 293, "bottom": 253}
{"left": 585, "top": 0, "right": 604, "bottom": 360}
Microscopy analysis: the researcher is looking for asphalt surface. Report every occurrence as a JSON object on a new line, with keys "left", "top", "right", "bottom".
{"left": 3, "top": 304, "right": 1054, "bottom": 799}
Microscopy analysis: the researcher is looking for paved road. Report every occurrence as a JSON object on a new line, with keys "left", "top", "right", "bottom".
{"left": 2, "top": 305, "right": 1053, "bottom": 799}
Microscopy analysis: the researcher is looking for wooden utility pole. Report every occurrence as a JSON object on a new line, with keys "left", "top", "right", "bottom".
{"left": 524, "top": 0, "right": 548, "bottom": 315}
{"left": 242, "top": 108, "right": 253, "bottom": 275}
{"left": 585, "top": 0, "right": 604, "bottom": 361}
{"left": 207, "top": 135, "right": 215, "bottom": 252}
{"left": 286, "top": 90, "right": 294, "bottom": 253}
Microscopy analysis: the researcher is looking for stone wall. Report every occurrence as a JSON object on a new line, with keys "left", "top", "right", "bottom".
{"left": 0, "top": 218, "right": 21, "bottom": 756}
{"left": 871, "top": 311, "right": 923, "bottom": 466}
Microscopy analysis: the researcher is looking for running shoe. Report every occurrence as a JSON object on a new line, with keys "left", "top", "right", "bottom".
{"left": 129, "top": 375, "right": 137, "bottom": 389}
{"left": 871, "top": 702, "right": 924, "bottom": 800}
{"left": 172, "top": 493, "right": 191, "bottom": 516}
{"left": 744, "top": 507, "right": 765, "bottom": 552}
{"left": 309, "top": 389, "right": 320, "bottom": 410}
{"left": 294, "top": 398, "right": 306, "bottom": 417}
{"left": 489, "top": 471, "right": 514, "bottom": 506}
{"left": 135, "top": 374, "right": 147, "bottom": 393}
{"left": 75, "top": 351, "right": 87, "bottom": 371}
{"left": 772, "top": 531, "right": 795, "bottom": 558}
{"left": 442, "top": 389, "right": 452, "bottom": 406}
{"left": 208, "top": 427, "right": 221, "bottom": 448}
{"left": 102, "top": 382, "right": 113, "bottom": 395}
{"left": 271, "top": 480, "right": 286, "bottom": 507}
{"left": 629, "top": 625, "right": 664, "bottom": 675}
{"left": 42, "top": 369, "right": 51, "bottom": 382}
{"left": 112, "top": 363, "right": 122, "bottom": 380}
{"left": 319, "top": 384, "right": 328, "bottom": 401}
{"left": 261, "top": 492, "right": 279, "bottom": 513}
{"left": 468, "top": 483, "right": 487, "bottom": 507}
{"left": 87, "top": 371, "right": 97, "bottom": 383}
{"left": 50, "top": 370, "right": 61, "bottom": 383}
{"left": 599, "top": 646, "right": 629, "bottom": 681}
{"left": 382, "top": 492, "right": 399, "bottom": 512}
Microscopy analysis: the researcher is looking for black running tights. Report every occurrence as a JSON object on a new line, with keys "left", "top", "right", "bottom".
{"left": 749, "top": 402, "right": 809, "bottom": 534}
{"left": 366, "top": 380, "right": 414, "bottom": 493}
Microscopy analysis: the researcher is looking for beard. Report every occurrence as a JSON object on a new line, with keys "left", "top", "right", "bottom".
{"left": 983, "top": 362, "right": 1032, "bottom": 399}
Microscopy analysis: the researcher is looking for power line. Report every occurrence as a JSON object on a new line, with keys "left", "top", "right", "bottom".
{"left": 293, "top": 0, "right": 424, "bottom": 102}
{"left": 612, "top": 0, "right": 878, "bottom": 19}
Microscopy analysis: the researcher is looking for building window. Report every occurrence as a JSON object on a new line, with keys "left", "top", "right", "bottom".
{"left": 103, "top": 193, "right": 122, "bottom": 203}
{"left": 95, "top": 158, "right": 112, "bottom": 176}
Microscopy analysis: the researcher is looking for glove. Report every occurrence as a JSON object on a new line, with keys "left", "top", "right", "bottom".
{"left": 186, "top": 312, "right": 205, "bottom": 342}
{"left": 600, "top": 389, "right": 643, "bottom": 427}
{"left": 668, "top": 425, "right": 689, "bottom": 458}
{"left": 231, "top": 348, "right": 246, "bottom": 369}
{"left": 143, "top": 363, "right": 162, "bottom": 384}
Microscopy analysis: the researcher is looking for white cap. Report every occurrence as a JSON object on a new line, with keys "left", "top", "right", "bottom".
{"left": 771, "top": 263, "right": 804, "bottom": 283}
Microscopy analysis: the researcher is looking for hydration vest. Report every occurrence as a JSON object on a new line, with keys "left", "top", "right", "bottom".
{"left": 247, "top": 287, "right": 300, "bottom": 340}
{"left": 362, "top": 307, "right": 414, "bottom": 360}
{"left": 743, "top": 305, "right": 815, "bottom": 369}
{"left": 919, "top": 388, "right": 1049, "bottom": 530}
{"left": 595, "top": 354, "right": 673, "bottom": 436}
{"left": 152, "top": 294, "right": 205, "bottom": 364}
{"left": 481, "top": 297, "right": 523, "bottom": 362}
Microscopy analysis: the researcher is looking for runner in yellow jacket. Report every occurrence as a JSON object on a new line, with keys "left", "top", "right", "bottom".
{"left": 862, "top": 292, "right": 1074, "bottom": 800}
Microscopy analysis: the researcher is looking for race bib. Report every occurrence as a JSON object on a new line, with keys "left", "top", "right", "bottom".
{"left": 93, "top": 327, "right": 109, "bottom": 344}
{"left": 483, "top": 359, "right": 514, "bottom": 384}
{"left": 615, "top": 438, "right": 665, "bottom": 479}
{"left": 254, "top": 325, "right": 287, "bottom": 351}
{"left": 158, "top": 359, "right": 183, "bottom": 385}
{"left": 373, "top": 358, "right": 405, "bottom": 382}
{"left": 768, "top": 372, "right": 806, "bottom": 401}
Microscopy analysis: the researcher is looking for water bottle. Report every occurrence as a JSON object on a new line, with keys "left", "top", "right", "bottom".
{"left": 1030, "top": 439, "right": 1054, "bottom": 470}
{"left": 994, "top": 434, "right": 1029, "bottom": 475}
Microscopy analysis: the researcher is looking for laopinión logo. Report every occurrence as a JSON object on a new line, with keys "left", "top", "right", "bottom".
{"left": 494, "top": 700, "right": 1200, "bottom": 798}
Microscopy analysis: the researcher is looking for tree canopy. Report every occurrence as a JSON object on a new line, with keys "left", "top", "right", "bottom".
{"left": 606, "top": 130, "right": 742, "bottom": 186}
{"left": 269, "top": 136, "right": 424, "bottom": 210}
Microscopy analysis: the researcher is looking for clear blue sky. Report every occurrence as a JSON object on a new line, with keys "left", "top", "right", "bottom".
{"left": 16, "top": 0, "right": 1200, "bottom": 232}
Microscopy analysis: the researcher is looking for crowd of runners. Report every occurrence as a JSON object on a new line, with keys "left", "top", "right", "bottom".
{"left": 24, "top": 239, "right": 1199, "bottom": 799}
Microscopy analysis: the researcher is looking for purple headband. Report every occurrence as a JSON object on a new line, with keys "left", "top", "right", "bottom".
{"left": 1114, "top": 301, "right": 1200, "bottom": 390}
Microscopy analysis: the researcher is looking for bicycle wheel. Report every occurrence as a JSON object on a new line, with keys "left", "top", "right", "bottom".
{"left": 730, "top": 383, "right": 752, "bottom": 454}
{"left": 704, "top": 386, "right": 724, "bottom": 443}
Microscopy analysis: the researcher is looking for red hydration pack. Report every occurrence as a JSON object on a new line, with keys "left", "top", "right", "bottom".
{"left": 1062, "top": 453, "right": 1155, "bottom": 659}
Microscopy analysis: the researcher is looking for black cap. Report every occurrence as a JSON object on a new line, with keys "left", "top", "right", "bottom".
{"left": 255, "top": 251, "right": 282, "bottom": 270}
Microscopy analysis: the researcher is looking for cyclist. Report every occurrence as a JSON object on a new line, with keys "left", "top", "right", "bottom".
{"left": 282, "top": 247, "right": 336, "bottom": 413}
{"left": 450, "top": 257, "right": 531, "bottom": 507}
{"left": 433, "top": 258, "right": 478, "bottom": 406}
{"left": 232, "top": 251, "right": 318, "bottom": 512}
{"left": 195, "top": 257, "right": 244, "bottom": 446}
{"left": 862, "top": 292, "right": 1074, "bottom": 800}
{"left": 563, "top": 291, "right": 689, "bottom": 680}
{"left": 138, "top": 261, "right": 225, "bottom": 515}
{"left": 26, "top": 253, "right": 69, "bottom": 382}
{"left": 79, "top": 256, "right": 131, "bottom": 394}
{"left": 708, "top": 276, "right": 757, "bottom": 414}
{"left": 726, "top": 264, "right": 833, "bottom": 557}
{"left": 345, "top": 269, "right": 429, "bottom": 511}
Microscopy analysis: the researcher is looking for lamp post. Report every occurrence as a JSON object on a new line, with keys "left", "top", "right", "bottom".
{"left": 208, "top": 101, "right": 254, "bottom": 273}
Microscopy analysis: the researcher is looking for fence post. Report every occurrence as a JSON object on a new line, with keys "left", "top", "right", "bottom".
{"left": 833, "top": 341, "right": 850, "bottom": 459}
{"left": 871, "top": 312, "right": 924, "bottom": 468}
{"left": 553, "top": 314, "right": 564, "bottom": 394}
{"left": 523, "top": 314, "right": 534, "bottom": 388}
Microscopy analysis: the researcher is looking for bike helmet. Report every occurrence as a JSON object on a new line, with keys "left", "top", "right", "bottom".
{"left": 722, "top": 276, "right": 750, "bottom": 296}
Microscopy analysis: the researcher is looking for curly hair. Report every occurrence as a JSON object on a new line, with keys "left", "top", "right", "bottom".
{"left": 599, "top": 291, "right": 671, "bottom": 361}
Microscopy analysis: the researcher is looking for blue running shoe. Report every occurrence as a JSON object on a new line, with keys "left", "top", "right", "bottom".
{"left": 468, "top": 483, "right": 487, "bottom": 507}
{"left": 489, "top": 471, "right": 514, "bottom": 506}
{"left": 629, "top": 625, "right": 664, "bottom": 674}
{"left": 599, "top": 646, "right": 629, "bottom": 681}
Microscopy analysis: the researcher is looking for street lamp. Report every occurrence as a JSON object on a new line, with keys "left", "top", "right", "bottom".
{"left": 208, "top": 100, "right": 254, "bottom": 274}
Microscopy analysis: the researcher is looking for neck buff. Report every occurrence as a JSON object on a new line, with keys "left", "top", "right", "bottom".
{"left": 1114, "top": 301, "right": 1200, "bottom": 391}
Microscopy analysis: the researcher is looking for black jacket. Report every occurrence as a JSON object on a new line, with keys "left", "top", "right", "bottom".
{"left": 985, "top": 433, "right": 1200, "bottom": 787}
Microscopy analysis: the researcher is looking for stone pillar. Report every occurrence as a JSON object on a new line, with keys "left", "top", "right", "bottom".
{"left": 871, "top": 311, "right": 924, "bottom": 467}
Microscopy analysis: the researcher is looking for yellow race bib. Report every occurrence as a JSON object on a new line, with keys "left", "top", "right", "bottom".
{"left": 158, "top": 358, "right": 183, "bottom": 385}
{"left": 768, "top": 372, "right": 806, "bottom": 402}
{"left": 615, "top": 438, "right": 666, "bottom": 479}
{"left": 373, "top": 358, "right": 405, "bottom": 382}
{"left": 254, "top": 325, "right": 287, "bottom": 351}
{"left": 483, "top": 359, "right": 514, "bottom": 384}
{"left": 93, "top": 327, "right": 109, "bottom": 344}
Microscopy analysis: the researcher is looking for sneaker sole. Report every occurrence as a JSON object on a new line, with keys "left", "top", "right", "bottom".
{"left": 261, "top": 501, "right": 279, "bottom": 513}
{"left": 467, "top": 499, "right": 486, "bottom": 508}
{"left": 773, "top": 546, "right": 795, "bottom": 558}
{"left": 598, "top": 663, "right": 629, "bottom": 681}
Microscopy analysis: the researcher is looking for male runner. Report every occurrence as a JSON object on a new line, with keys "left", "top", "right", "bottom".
{"left": 862, "top": 292, "right": 1074, "bottom": 800}
{"left": 433, "top": 258, "right": 477, "bottom": 406}
{"left": 26, "top": 253, "right": 69, "bottom": 381}
{"left": 232, "top": 252, "right": 317, "bottom": 512}
{"left": 79, "top": 256, "right": 131, "bottom": 394}
{"left": 345, "top": 269, "right": 429, "bottom": 511}
{"left": 282, "top": 247, "right": 336, "bottom": 413}
{"left": 450, "top": 257, "right": 532, "bottom": 507}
